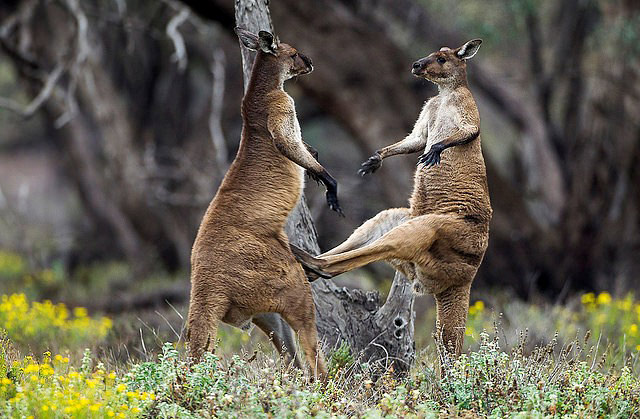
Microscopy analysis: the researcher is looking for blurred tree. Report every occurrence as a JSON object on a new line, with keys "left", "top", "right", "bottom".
{"left": 0, "top": 0, "right": 231, "bottom": 273}
{"left": 0, "top": 0, "right": 638, "bottom": 300}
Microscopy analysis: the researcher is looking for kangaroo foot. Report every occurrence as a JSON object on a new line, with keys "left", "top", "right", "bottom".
{"left": 290, "top": 244, "right": 333, "bottom": 280}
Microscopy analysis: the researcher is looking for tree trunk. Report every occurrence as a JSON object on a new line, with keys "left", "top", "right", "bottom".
{"left": 235, "top": 0, "right": 415, "bottom": 375}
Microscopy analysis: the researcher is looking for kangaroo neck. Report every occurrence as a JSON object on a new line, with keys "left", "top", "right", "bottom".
{"left": 436, "top": 70, "right": 469, "bottom": 94}
{"left": 244, "top": 53, "right": 285, "bottom": 105}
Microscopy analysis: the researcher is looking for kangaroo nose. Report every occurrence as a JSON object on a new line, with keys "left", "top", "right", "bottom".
{"left": 412, "top": 61, "right": 422, "bottom": 70}
{"left": 300, "top": 54, "right": 312, "bottom": 67}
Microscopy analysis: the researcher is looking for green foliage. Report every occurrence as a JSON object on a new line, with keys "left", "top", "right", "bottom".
{"left": 0, "top": 321, "right": 637, "bottom": 417}
{"left": 327, "top": 342, "right": 354, "bottom": 378}
{"left": 0, "top": 251, "right": 26, "bottom": 279}
{"left": 431, "top": 332, "right": 638, "bottom": 416}
{"left": 0, "top": 290, "right": 638, "bottom": 416}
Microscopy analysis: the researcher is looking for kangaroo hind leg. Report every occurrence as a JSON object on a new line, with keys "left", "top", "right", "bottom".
{"left": 187, "top": 298, "right": 229, "bottom": 362}
{"left": 434, "top": 283, "right": 471, "bottom": 358}
{"left": 291, "top": 208, "right": 411, "bottom": 281}
{"left": 282, "top": 309, "right": 327, "bottom": 381}
{"left": 319, "top": 213, "right": 452, "bottom": 277}
{"left": 321, "top": 208, "right": 411, "bottom": 257}
{"left": 253, "top": 313, "right": 303, "bottom": 369}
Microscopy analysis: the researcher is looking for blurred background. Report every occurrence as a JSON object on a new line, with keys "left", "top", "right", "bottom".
{"left": 0, "top": 0, "right": 639, "bottom": 359}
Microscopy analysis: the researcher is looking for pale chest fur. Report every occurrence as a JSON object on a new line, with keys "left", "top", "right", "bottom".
{"left": 414, "top": 90, "right": 479, "bottom": 152}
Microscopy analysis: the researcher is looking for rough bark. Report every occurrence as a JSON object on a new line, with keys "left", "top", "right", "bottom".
{"left": 236, "top": 0, "right": 415, "bottom": 375}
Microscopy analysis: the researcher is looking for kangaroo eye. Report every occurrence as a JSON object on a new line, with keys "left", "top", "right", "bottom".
{"left": 437, "top": 57, "right": 446, "bottom": 64}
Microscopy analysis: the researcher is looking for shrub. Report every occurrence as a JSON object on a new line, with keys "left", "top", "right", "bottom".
{"left": 0, "top": 251, "right": 26, "bottom": 280}
{"left": 0, "top": 294, "right": 111, "bottom": 353}
{"left": 465, "top": 293, "right": 640, "bottom": 357}
{"left": 0, "top": 348, "right": 155, "bottom": 418}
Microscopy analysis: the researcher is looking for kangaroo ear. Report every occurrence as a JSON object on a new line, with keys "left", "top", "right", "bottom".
{"left": 258, "top": 30, "right": 277, "bottom": 55}
{"left": 456, "top": 39, "right": 482, "bottom": 60}
{"left": 235, "top": 27, "right": 259, "bottom": 50}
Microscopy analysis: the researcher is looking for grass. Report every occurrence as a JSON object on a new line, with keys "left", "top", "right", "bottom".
{"left": 0, "top": 331, "right": 638, "bottom": 417}
{"left": 0, "top": 252, "right": 639, "bottom": 417}
{"left": 0, "top": 293, "right": 637, "bottom": 417}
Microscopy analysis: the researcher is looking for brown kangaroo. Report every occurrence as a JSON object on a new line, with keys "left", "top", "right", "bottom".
{"left": 295, "top": 39, "right": 491, "bottom": 356}
{"left": 187, "top": 28, "right": 341, "bottom": 379}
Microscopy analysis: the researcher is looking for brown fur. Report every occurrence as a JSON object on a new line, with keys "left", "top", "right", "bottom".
{"left": 296, "top": 40, "right": 491, "bottom": 356}
{"left": 187, "top": 29, "right": 342, "bottom": 379}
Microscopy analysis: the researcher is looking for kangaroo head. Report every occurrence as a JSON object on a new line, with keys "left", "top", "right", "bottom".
{"left": 235, "top": 27, "right": 313, "bottom": 80}
{"left": 411, "top": 39, "right": 482, "bottom": 86}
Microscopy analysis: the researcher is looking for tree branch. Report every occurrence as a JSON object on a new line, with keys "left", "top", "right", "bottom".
{"left": 166, "top": 6, "right": 190, "bottom": 72}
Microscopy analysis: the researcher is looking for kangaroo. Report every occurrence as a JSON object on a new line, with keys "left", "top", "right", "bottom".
{"left": 295, "top": 39, "right": 491, "bottom": 356}
{"left": 187, "top": 28, "right": 342, "bottom": 379}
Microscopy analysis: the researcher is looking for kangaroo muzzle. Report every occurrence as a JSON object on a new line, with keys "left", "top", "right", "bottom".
{"left": 412, "top": 58, "right": 428, "bottom": 75}
{"left": 300, "top": 53, "right": 313, "bottom": 73}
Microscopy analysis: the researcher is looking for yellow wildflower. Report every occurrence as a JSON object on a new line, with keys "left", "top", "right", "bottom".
{"left": 73, "top": 307, "right": 88, "bottom": 318}
{"left": 597, "top": 292, "right": 612, "bottom": 305}
{"left": 24, "top": 364, "right": 39, "bottom": 374}
{"left": 581, "top": 293, "right": 595, "bottom": 304}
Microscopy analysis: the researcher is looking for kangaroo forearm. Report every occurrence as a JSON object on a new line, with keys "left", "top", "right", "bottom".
{"left": 303, "top": 141, "right": 319, "bottom": 160}
{"left": 418, "top": 130, "right": 479, "bottom": 168}
{"left": 273, "top": 136, "right": 343, "bottom": 214}
{"left": 274, "top": 137, "right": 324, "bottom": 173}
{"left": 379, "top": 135, "right": 427, "bottom": 159}
{"left": 439, "top": 129, "right": 479, "bottom": 150}
{"left": 360, "top": 135, "right": 427, "bottom": 176}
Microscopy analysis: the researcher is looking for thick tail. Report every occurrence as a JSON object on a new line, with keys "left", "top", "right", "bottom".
{"left": 289, "top": 244, "right": 333, "bottom": 281}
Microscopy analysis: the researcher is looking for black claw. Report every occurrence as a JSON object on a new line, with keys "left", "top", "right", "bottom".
{"left": 418, "top": 144, "right": 445, "bottom": 169}
{"left": 326, "top": 191, "right": 344, "bottom": 216}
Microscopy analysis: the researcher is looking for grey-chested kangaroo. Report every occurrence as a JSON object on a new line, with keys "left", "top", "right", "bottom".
{"left": 295, "top": 39, "right": 491, "bottom": 356}
{"left": 187, "top": 28, "right": 342, "bottom": 379}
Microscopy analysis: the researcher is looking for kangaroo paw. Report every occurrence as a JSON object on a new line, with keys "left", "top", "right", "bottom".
{"left": 417, "top": 143, "right": 445, "bottom": 168}
{"left": 357, "top": 152, "right": 382, "bottom": 176}
{"left": 326, "top": 191, "right": 344, "bottom": 217}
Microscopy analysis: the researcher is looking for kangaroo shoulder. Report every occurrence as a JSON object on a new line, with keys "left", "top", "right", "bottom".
{"left": 266, "top": 91, "right": 295, "bottom": 115}
{"left": 450, "top": 89, "right": 478, "bottom": 116}
{"left": 266, "top": 92, "right": 298, "bottom": 136}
